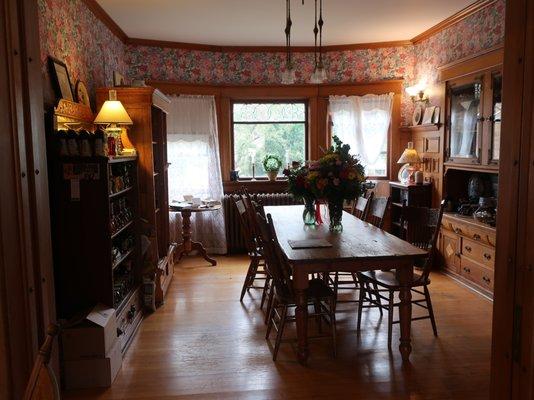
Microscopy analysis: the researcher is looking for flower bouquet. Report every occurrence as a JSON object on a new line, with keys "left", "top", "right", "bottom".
{"left": 284, "top": 164, "right": 317, "bottom": 225}
{"left": 306, "top": 136, "right": 366, "bottom": 232}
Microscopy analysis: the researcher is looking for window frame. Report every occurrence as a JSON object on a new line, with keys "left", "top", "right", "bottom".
{"left": 230, "top": 99, "right": 309, "bottom": 180}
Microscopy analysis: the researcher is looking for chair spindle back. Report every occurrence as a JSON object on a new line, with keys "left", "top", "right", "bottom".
{"left": 351, "top": 192, "right": 374, "bottom": 220}
{"left": 366, "top": 196, "right": 391, "bottom": 229}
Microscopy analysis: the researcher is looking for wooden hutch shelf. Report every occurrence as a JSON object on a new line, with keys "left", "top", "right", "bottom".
{"left": 47, "top": 98, "right": 144, "bottom": 355}
{"left": 98, "top": 87, "right": 175, "bottom": 306}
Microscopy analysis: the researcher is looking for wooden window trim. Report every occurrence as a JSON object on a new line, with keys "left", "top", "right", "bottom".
{"left": 149, "top": 80, "right": 403, "bottom": 193}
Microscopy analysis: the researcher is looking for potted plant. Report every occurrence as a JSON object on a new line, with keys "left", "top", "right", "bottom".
{"left": 262, "top": 154, "right": 283, "bottom": 182}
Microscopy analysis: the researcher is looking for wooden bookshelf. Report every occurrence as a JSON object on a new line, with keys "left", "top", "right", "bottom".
{"left": 98, "top": 87, "right": 175, "bottom": 306}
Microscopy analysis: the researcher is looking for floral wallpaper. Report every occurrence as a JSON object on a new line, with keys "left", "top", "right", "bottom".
{"left": 37, "top": 0, "right": 127, "bottom": 107}
{"left": 414, "top": 0, "right": 505, "bottom": 84}
{"left": 37, "top": 0, "right": 505, "bottom": 123}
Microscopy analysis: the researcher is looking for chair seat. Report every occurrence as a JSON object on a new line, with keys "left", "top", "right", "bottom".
{"left": 360, "top": 270, "right": 429, "bottom": 289}
{"left": 275, "top": 278, "right": 334, "bottom": 304}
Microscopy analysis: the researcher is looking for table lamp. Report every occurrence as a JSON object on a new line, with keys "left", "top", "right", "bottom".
{"left": 397, "top": 142, "right": 422, "bottom": 184}
{"left": 94, "top": 90, "right": 134, "bottom": 156}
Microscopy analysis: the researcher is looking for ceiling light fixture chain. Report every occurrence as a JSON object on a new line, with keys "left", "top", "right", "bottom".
{"left": 282, "top": 0, "right": 296, "bottom": 84}
{"left": 281, "top": 0, "right": 326, "bottom": 85}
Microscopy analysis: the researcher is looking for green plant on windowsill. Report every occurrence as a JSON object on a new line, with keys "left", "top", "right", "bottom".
{"left": 262, "top": 154, "right": 283, "bottom": 182}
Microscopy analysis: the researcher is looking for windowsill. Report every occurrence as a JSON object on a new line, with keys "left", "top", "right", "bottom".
{"left": 223, "top": 179, "right": 288, "bottom": 194}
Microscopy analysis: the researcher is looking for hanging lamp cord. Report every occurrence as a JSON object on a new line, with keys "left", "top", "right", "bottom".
{"left": 285, "top": 0, "right": 292, "bottom": 68}
{"left": 313, "top": 0, "right": 318, "bottom": 70}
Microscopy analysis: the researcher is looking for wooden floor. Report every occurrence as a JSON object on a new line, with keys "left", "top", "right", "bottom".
{"left": 65, "top": 255, "right": 493, "bottom": 400}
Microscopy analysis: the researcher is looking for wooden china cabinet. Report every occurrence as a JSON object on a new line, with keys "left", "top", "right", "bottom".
{"left": 436, "top": 46, "right": 503, "bottom": 299}
{"left": 97, "top": 87, "right": 175, "bottom": 305}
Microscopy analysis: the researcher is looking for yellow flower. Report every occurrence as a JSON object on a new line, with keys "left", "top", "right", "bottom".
{"left": 307, "top": 171, "right": 319, "bottom": 181}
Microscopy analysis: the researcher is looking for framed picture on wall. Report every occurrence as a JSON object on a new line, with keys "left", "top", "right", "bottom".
{"left": 48, "top": 57, "right": 74, "bottom": 102}
{"left": 113, "top": 71, "right": 127, "bottom": 87}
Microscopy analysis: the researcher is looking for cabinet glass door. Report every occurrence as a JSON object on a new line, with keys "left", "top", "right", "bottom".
{"left": 448, "top": 80, "right": 483, "bottom": 163}
{"left": 490, "top": 73, "right": 502, "bottom": 162}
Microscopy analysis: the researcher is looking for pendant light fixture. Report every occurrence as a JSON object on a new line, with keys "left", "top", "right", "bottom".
{"left": 310, "top": 0, "right": 327, "bottom": 84}
{"left": 281, "top": 0, "right": 326, "bottom": 85}
{"left": 281, "top": 0, "right": 296, "bottom": 84}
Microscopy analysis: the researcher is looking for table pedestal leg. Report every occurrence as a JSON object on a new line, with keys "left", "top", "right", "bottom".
{"left": 175, "top": 210, "right": 217, "bottom": 266}
{"left": 294, "top": 286, "right": 309, "bottom": 365}
{"left": 398, "top": 262, "right": 413, "bottom": 363}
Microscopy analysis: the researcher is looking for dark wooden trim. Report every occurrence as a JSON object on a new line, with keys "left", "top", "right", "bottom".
{"left": 490, "top": 0, "right": 534, "bottom": 398}
{"left": 438, "top": 45, "right": 504, "bottom": 81}
{"left": 80, "top": 0, "right": 128, "bottom": 43}
{"left": 411, "top": 0, "right": 499, "bottom": 44}
{"left": 128, "top": 37, "right": 413, "bottom": 52}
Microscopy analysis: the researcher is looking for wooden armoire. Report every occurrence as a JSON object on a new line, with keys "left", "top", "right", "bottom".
{"left": 97, "top": 87, "right": 175, "bottom": 304}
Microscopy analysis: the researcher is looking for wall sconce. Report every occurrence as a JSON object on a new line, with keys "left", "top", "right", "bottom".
{"left": 406, "top": 82, "right": 429, "bottom": 104}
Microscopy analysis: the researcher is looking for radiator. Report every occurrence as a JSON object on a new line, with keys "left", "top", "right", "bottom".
{"left": 223, "top": 192, "right": 301, "bottom": 254}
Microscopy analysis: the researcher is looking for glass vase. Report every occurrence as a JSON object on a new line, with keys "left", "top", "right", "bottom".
{"left": 328, "top": 199, "right": 344, "bottom": 233}
{"left": 302, "top": 198, "right": 316, "bottom": 226}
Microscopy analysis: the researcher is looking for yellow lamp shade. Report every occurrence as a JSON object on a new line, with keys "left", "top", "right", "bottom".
{"left": 94, "top": 100, "right": 133, "bottom": 125}
{"left": 397, "top": 142, "right": 422, "bottom": 164}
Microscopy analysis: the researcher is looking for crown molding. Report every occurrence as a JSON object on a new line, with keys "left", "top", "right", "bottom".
{"left": 82, "top": 0, "right": 497, "bottom": 52}
{"left": 81, "top": 0, "right": 128, "bottom": 42}
{"left": 126, "top": 38, "right": 413, "bottom": 52}
{"left": 411, "top": 0, "right": 498, "bottom": 44}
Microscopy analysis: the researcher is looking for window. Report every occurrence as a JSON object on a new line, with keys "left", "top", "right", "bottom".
{"left": 232, "top": 101, "right": 307, "bottom": 178}
{"left": 329, "top": 94, "right": 393, "bottom": 178}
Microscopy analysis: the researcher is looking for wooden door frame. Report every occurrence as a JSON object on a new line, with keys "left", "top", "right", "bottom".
{"left": 491, "top": 0, "right": 534, "bottom": 398}
{"left": 0, "top": 0, "right": 56, "bottom": 398}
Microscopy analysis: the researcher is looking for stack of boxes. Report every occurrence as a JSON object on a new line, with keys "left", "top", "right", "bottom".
{"left": 61, "top": 304, "right": 122, "bottom": 389}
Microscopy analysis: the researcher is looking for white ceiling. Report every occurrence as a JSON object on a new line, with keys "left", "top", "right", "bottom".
{"left": 97, "top": 0, "right": 476, "bottom": 46}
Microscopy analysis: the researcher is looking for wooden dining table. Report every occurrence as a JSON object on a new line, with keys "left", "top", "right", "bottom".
{"left": 264, "top": 205, "right": 428, "bottom": 365}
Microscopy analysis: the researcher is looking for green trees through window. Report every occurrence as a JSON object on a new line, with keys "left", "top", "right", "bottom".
{"left": 232, "top": 102, "right": 307, "bottom": 177}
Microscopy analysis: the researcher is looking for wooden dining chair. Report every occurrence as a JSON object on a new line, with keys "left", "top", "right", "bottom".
{"left": 357, "top": 200, "right": 446, "bottom": 348}
{"left": 333, "top": 192, "right": 375, "bottom": 302}
{"left": 366, "top": 196, "right": 391, "bottom": 229}
{"left": 234, "top": 190, "right": 272, "bottom": 311}
{"left": 23, "top": 324, "right": 60, "bottom": 400}
{"left": 351, "top": 191, "right": 374, "bottom": 219}
{"left": 256, "top": 212, "right": 337, "bottom": 361}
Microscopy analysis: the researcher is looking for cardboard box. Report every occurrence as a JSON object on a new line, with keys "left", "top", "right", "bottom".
{"left": 62, "top": 304, "right": 118, "bottom": 360}
{"left": 64, "top": 337, "right": 122, "bottom": 389}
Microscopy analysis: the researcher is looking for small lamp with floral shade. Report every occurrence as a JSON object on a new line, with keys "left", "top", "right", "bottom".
{"left": 397, "top": 142, "right": 422, "bottom": 184}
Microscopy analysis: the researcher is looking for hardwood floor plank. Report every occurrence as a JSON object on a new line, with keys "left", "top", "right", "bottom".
{"left": 64, "top": 255, "right": 491, "bottom": 400}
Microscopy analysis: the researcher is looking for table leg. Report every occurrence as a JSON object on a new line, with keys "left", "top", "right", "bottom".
{"left": 191, "top": 241, "right": 217, "bottom": 266}
{"left": 294, "top": 274, "right": 309, "bottom": 365}
{"left": 174, "top": 210, "right": 192, "bottom": 262}
{"left": 397, "top": 261, "right": 413, "bottom": 363}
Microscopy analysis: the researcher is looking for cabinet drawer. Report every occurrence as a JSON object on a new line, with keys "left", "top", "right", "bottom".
{"left": 442, "top": 219, "right": 495, "bottom": 247}
{"left": 460, "top": 257, "right": 494, "bottom": 292}
{"left": 461, "top": 238, "right": 495, "bottom": 268}
{"left": 117, "top": 287, "right": 143, "bottom": 353}
{"left": 468, "top": 226, "right": 496, "bottom": 247}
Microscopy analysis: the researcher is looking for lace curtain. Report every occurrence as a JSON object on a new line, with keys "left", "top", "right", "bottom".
{"left": 329, "top": 93, "right": 394, "bottom": 175}
{"left": 167, "top": 95, "right": 227, "bottom": 254}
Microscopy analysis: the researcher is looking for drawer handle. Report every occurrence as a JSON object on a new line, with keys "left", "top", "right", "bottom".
{"left": 465, "top": 246, "right": 472, "bottom": 252}
{"left": 484, "top": 253, "right": 492, "bottom": 260}
{"left": 463, "top": 267, "right": 471, "bottom": 273}
{"left": 127, "top": 304, "right": 137, "bottom": 320}
{"left": 454, "top": 228, "right": 463, "bottom": 234}
{"left": 473, "top": 234, "right": 481, "bottom": 240}
{"left": 117, "top": 328, "right": 124, "bottom": 337}
{"left": 483, "top": 276, "right": 491, "bottom": 284}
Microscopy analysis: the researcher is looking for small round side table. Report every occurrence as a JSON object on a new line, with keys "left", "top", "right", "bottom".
{"left": 170, "top": 204, "right": 221, "bottom": 266}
